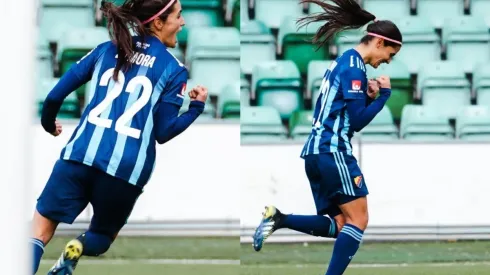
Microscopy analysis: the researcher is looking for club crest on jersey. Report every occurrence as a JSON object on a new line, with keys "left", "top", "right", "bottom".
{"left": 353, "top": 175, "right": 363, "bottom": 187}
{"left": 352, "top": 80, "right": 361, "bottom": 90}
{"left": 177, "top": 83, "right": 186, "bottom": 99}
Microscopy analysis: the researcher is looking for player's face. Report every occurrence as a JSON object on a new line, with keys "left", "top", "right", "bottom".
{"left": 159, "top": 0, "right": 185, "bottom": 48}
{"left": 371, "top": 43, "right": 401, "bottom": 69}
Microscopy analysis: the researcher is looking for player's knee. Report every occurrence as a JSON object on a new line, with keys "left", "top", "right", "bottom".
{"left": 345, "top": 212, "right": 369, "bottom": 231}
{"left": 335, "top": 218, "right": 345, "bottom": 233}
{"left": 32, "top": 211, "right": 58, "bottom": 245}
{"left": 77, "top": 231, "right": 113, "bottom": 257}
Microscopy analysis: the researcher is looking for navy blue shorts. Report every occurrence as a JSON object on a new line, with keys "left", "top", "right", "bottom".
{"left": 304, "top": 152, "right": 368, "bottom": 218}
{"left": 36, "top": 159, "right": 143, "bottom": 237}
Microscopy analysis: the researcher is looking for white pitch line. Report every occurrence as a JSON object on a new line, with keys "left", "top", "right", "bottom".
{"left": 41, "top": 259, "right": 240, "bottom": 265}
{"left": 243, "top": 262, "right": 490, "bottom": 269}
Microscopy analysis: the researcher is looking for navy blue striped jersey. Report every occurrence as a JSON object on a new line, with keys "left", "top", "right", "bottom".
{"left": 60, "top": 36, "right": 188, "bottom": 188}
{"left": 301, "top": 48, "right": 370, "bottom": 157}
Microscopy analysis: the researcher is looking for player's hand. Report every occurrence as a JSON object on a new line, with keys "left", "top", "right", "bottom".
{"left": 367, "top": 79, "right": 379, "bottom": 99}
{"left": 51, "top": 120, "right": 62, "bottom": 137}
{"left": 376, "top": 75, "right": 391, "bottom": 89}
{"left": 188, "top": 85, "right": 208, "bottom": 103}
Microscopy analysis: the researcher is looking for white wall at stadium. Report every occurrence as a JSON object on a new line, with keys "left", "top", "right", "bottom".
{"left": 30, "top": 124, "right": 490, "bottom": 239}
{"left": 29, "top": 122, "right": 240, "bottom": 223}
{"left": 241, "top": 142, "right": 490, "bottom": 228}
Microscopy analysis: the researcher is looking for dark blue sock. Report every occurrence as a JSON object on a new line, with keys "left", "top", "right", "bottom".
{"left": 281, "top": 214, "right": 338, "bottom": 238}
{"left": 77, "top": 231, "right": 113, "bottom": 256}
{"left": 326, "top": 224, "right": 364, "bottom": 275}
{"left": 31, "top": 238, "right": 44, "bottom": 274}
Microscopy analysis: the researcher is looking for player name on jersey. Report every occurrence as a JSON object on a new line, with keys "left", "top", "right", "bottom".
{"left": 115, "top": 52, "right": 156, "bottom": 68}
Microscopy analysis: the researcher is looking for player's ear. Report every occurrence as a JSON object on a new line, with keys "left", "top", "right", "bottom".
{"left": 153, "top": 17, "right": 165, "bottom": 31}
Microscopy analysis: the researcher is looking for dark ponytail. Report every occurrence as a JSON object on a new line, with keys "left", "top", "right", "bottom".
{"left": 297, "top": 0, "right": 375, "bottom": 49}
{"left": 298, "top": 0, "right": 402, "bottom": 51}
{"left": 100, "top": 0, "right": 147, "bottom": 81}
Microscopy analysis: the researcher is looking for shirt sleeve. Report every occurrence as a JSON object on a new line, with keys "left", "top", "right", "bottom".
{"left": 341, "top": 68, "right": 391, "bottom": 132}
{"left": 40, "top": 71, "right": 87, "bottom": 133}
{"left": 69, "top": 42, "right": 106, "bottom": 82}
{"left": 161, "top": 67, "right": 188, "bottom": 107}
{"left": 153, "top": 100, "right": 205, "bottom": 145}
{"left": 341, "top": 68, "right": 368, "bottom": 101}
{"left": 153, "top": 67, "right": 204, "bottom": 144}
{"left": 40, "top": 43, "right": 107, "bottom": 133}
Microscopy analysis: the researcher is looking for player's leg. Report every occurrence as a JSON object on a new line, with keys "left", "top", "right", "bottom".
{"left": 41, "top": 160, "right": 93, "bottom": 275}
{"left": 32, "top": 159, "right": 90, "bottom": 274}
{"left": 75, "top": 171, "right": 142, "bottom": 257}
{"left": 252, "top": 154, "right": 341, "bottom": 251}
{"left": 31, "top": 210, "right": 58, "bottom": 274}
{"left": 325, "top": 152, "right": 369, "bottom": 275}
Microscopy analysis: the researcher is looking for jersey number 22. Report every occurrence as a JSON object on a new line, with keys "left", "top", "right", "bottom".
{"left": 88, "top": 68, "right": 152, "bottom": 139}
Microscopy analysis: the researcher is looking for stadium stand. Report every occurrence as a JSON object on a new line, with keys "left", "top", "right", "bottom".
{"left": 37, "top": 0, "right": 240, "bottom": 120}
{"left": 241, "top": 0, "right": 490, "bottom": 142}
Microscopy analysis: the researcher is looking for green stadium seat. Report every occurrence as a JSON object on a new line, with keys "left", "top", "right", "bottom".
{"left": 289, "top": 110, "right": 313, "bottom": 141}
{"left": 232, "top": 0, "right": 240, "bottom": 29}
{"left": 366, "top": 60, "right": 412, "bottom": 121}
{"left": 241, "top": 76, "right": 251, "bottom": 106}
{"left": 241, "top": 106, "right": 288, "bottom": 143}
{"left": 474, "top": 63, "right": 490, "bottom": 107}
{"left": 476, "top": 89, "right": 490, "bottom": 108}
{"left": 278, "top": 16, "right": 326, "bottom": 75}
{"left": 442, "top": 16, "right": 490, "bottom": 73}
{"left": 363, "top": 0, "right": 411, "bottom": 21}
{"left": 37, "top": 36, "right": 53, "bottom": 78}
{"left": 217, "top": 81, "right": 240, "bottom": 119}
{"left": 180, "top": 79, "right": 216, "bottom": 120}
{"left": 186, "top": 27, "right": 240, "bottom": 97}
{"left": 240, "top": 0, "right": 249, "bottom": 22}
{"left": 400, "top": 105, "right": 454, "bottom": 140}
{"left": 335, "top": 28, "right": 365, "bottom": 60}
{"left": 416, "top": 0, "right": 465, "bottom": 28}
{"left": 456, "top": 106, "right": 490, "bottom": 141}
{"left": 38, "top": 77, "right": 79, "bottom": 118}
{"left": 307, "top": 60, "right": 332, "bottom": 103}
{"left": 57, "top": 27, "right": 110, "bottom": 108}
{"left": 40, "top": 0, "right": 95, "bottom": 42}
{"left": 253, "top": 0, "right": 304, "bottom": 29}
{"left": 57, "top": 27, "right": 110, "bottom": 73}
{"left": 240, "top": 20, "right": 276, "bottom": 75}
{"left": 177, "top": 0, "right": 224, "bottom": 47}
{"left": 471, "top": 0, "right": 490, "bottom": 18}
{"left": 252, "top": 61, "right": 303, "bottom": 120}
{"left": 359, "top": 106, "right": 399, "bottom": 141}
{"left": 418, "top": 61, "right": 471, "bottom": 119}
{"left": 392, "top": 16, "right": 441, "bottom": 73}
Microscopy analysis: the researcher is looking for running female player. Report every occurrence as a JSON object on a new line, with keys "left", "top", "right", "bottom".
{"left": 253, "top": 1, "right": 402, "bottom": 274}
{"left": 30, "top": 1, "right": 208, "bottom": 274}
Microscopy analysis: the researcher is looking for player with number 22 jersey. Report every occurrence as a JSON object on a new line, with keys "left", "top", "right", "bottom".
{"left": 30, "top": 1, "right": 209, "bottom": 274}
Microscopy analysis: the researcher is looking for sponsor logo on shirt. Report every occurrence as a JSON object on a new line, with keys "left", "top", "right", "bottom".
{"left": 177, "top": 83, "right": 186, "bottom": 99}
{"left": 348, "top": 80, "right": 363, "bottom": 93}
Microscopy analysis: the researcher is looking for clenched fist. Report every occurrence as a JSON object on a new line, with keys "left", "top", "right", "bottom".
{"left": 367, "top": 79, "right": 379, "bottom": 99}
{"left": 188, "top": 85, "right": 208, "bottom": 103}
{"left": 51, "top": 120, "right": 63, "bottom": 137}
{"left": 376, "top": 75, "right": 391, "bottom": 89}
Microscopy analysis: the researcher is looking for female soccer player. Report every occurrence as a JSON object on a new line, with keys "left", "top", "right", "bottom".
{"left": 30, "top": 0, "right": 208, "bottom": 274}
{"left": 253, "top": 0, "right": 402, "bottom": 274}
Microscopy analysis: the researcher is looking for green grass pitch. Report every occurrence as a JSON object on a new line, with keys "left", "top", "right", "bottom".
{"left": 38, "top": 236, "right": 490, "bottom": 275}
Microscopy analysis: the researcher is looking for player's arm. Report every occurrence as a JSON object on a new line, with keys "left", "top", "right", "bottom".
{"left": 40, "top": 44, "right": 105, "bottom": 134}
{"left": 341, "top": 68, "right": 391, "bottom": 132}
{"left": 154, "top": 69, "right": 205, "bottom": 144}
